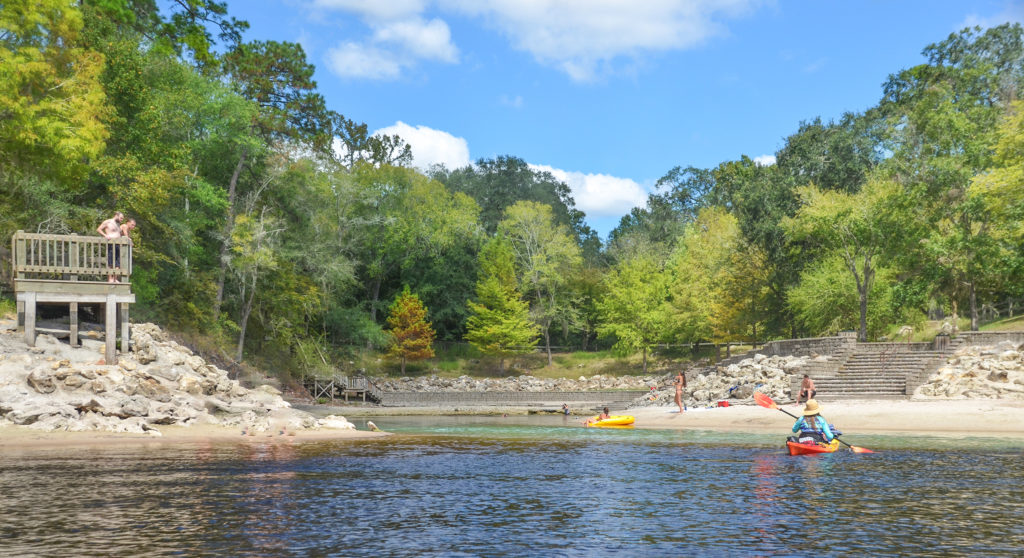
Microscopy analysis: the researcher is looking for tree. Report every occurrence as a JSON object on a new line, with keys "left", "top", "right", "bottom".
{"left": 597, "top": 249, "right": 669, "bottom": 373}
{"left": 0, "top": 0, "right": 109, "bottom": 184}
{"left": 880, "top": 24, "right": 1022, "bottom": 329}
{"left": 498, "top": 201, "right": 582, "bottom": 365}
{"left": 783, "top": 178, "right": 900, "bottom": 341}
{"left": 386, "top": 286, "right": 436, "bottom": 374}
{"left": 230, "top": 184, "right": 282, "bottom": 362}
{"left": 464, "top": 236, "right": 539, "bottom": 374}
{"left": 665, "top": 207, "right": 746, "bottom": 346}
{"left": 214, "top": 39, "right": 333, "bottom": 318}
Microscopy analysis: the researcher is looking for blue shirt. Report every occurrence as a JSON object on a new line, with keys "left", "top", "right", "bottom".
{"left": 792, "top": 416, "right": 835, "bottom": 441}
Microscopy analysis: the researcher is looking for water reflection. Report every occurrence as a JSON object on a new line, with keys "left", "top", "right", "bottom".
{"left": 1, "top": 424, "right": 1022, "bottom": 556}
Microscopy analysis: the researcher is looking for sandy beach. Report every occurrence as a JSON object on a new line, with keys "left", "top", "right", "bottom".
{"left": 628, "top": 399, "right": 1024, "bottom": 438}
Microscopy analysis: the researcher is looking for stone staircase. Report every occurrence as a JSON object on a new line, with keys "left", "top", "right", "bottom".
{"left": 809, "top": 342, "right": 957, "bottom": 400}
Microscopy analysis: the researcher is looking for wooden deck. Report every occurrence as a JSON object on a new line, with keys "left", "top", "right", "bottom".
{"left": 11, "top": 231, "right": 135, "bottom": 364}
{"left": 302, "top": 375, "right": 382, "bottom": 404}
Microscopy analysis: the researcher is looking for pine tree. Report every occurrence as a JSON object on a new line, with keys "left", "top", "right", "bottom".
{"left": 386, "top": 286, "right": 436, "bottom": 374}
{"left": 465, "top": 236, "right": 539, "bottom": 374}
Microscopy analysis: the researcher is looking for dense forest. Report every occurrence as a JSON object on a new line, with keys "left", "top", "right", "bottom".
{"left": 3, "top": 1, "right": 1024, "bottom": 378}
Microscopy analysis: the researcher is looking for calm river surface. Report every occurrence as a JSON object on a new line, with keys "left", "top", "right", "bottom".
{"left": 2, "top": 415, "right": 1022, "bottom": 557}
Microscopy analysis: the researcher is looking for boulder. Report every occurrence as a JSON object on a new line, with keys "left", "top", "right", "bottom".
{"left": 27, "top": 368, "right": 57, "bottom": 394}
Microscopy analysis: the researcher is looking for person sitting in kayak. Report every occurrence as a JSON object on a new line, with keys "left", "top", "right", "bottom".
{"left": 584, "top": 407, "right": 611, "bottom": 426}
{"left": 791, "top": 399, "right": 834, "bottom": 445}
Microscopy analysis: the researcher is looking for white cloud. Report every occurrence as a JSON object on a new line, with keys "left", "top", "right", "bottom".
{"left": 312, "top": 0, "right": 427, "bottom": 21}
{"left": 754, "top": 154, "right": 776, "bottom": 167}
{"left": 315, "top": 2, "right": 459, "bottom": 80}
{"left": 373, "top": 18, "right": 459, "bottom": 62}
{"left": 530, "top": 164, "right": 648, "bottom": 217}
{"left": 325, "top": 42, "right": 403, "bottom": 79}
{"left": 959, "top": 5, "right": 1024, "bottom": 30}
{"left": 373, "top": 121, "right": 471, "bottom": 170}
{"left": 499, "top": 94, "right": 524, "bottom": 108}
{"left": 443, "top": 0, "right": 763, "bottom": 81}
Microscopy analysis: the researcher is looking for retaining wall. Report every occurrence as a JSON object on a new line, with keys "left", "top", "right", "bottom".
{"left": 377, "top": 390, "right": 649, "bottom": 408}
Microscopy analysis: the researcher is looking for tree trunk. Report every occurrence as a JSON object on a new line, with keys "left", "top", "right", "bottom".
{"left": 366, "top": 275, "right": 382, "bottom": 351}
{"left": 858, "top": 285, "right": 869, "bottom": 342}
{"left": 544, "top": 326, "right": 552, "bottom": 366}
{"left": 215, "top": 148, "right": 248, "bottom": 319}
{"left": 236, "top": 275, "right": 256, "bottom": 362}
{"left": 401, "top": 355, "right": 406, "bottom": 375}
{"left": 969, "top": 279, "right": 979, "bottom": 331}
{"left": 499, "top": 357, "right": 505, "bottom": 375}
{"left": 642, "top": 346, "right": 648, "bottom": 374}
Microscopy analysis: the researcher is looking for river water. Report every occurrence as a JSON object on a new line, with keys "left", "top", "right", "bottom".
{"left": 1, "top": 415, "right": 1022, "bottom": 557}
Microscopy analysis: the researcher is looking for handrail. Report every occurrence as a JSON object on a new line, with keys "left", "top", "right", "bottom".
{"left": 11, "top": 230, "right": 132, "bottom": 284}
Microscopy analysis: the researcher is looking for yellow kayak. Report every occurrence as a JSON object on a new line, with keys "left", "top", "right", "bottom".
{"left": 586, "top": 415, "right": 635, "bottom": 427}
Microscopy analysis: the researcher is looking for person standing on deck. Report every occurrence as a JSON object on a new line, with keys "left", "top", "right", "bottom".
{"left": 96, "top": 212, "right": 124, "bottom": 283}
{"left": 674, "top": 370, "right": 687, "bottom": 413}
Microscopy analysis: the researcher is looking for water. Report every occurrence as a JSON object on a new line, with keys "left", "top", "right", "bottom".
{"left": 1, "top": 416, "right": 1022, "bottom": 557}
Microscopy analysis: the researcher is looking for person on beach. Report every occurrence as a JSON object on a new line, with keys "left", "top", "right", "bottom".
{"left": 96, "top": 211, "right": 124, "bottom": 282}
{"left": 562, "top": 403, "right": 570, "bottom": 415}
{"left": 584, "top": 407, "right": 611, "bottom": 426}
{"left": 791, "top": 399, "right": 834, "bottom": 444}
{"left": 674, "top": 370, "right": 687, "bottom": 413}
{"left": 796, "top": 374, "right": 816, "bottom": 405}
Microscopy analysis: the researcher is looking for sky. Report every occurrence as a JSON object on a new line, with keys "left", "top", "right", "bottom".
{"left": 224, "top": 0, "right": 1024, "bottom": 239}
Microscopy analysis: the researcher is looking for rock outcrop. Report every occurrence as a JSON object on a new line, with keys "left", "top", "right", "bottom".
{"left": 915, "top": 340, "right": 1024, "bottom": 400}
{"left": 0, "top": 322, "right": 355, "bottom": 435}
{"left": 629, "top": 354, "right": 809, "bottom": 408}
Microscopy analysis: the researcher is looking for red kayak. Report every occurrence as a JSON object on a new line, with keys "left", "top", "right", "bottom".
{"left": 787, "top": 439, "right": 840, "bottom": 456}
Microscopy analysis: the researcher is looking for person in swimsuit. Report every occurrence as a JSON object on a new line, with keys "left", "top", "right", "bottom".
{"left": 674, "top": 370, "right": 687, "bottom": 413}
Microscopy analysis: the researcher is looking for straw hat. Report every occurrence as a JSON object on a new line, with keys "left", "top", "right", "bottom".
{"left": 803, "top": 399, "right": 822, "bottom": 416}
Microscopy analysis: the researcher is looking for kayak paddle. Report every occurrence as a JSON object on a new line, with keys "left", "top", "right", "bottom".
{"left": 753, "top": 392, "right": 874, "bottom": 454}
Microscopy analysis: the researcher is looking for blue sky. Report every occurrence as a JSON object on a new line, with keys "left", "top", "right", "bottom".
{"left": 226, "top": 0, "right": 1024, "bottom": 238}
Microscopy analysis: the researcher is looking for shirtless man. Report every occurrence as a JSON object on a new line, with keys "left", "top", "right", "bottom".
{"left": 96, "top": 212, "right": 124, "bottom": 282}
{"left": 796, "top": 374, "right": 816, "bottom": 405}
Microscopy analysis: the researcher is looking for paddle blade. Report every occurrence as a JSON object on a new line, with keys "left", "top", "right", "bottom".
{"left": 753, "top": 391, "right": 777, "bottom": 410}
{"left": 850, "top": 446, "right": 875, "bottom": 454}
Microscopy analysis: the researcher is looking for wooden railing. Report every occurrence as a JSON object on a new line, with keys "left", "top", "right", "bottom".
{"left": 11, "top": 230, "right": 132, "bottom": 284}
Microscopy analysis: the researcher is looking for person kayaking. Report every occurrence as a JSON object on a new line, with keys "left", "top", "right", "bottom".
{"left": 791, "top": 399, "right": 835, "bottom": 445}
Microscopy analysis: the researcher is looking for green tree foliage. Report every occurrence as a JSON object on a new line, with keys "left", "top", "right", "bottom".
{"left": 0, "top": 0, "right": 109, "bottom": 185}
{"left": 386, "top": 286, "right": 437, "bottom": 374}
{"left": 465, "top": 236, "right": 540, "bottom": 374}
{"left": 498, "top": 201, "right": 582, "bottom": 365}
{"left": 596, "top": 249, "right": 669, "bottom": 373}
{"left": 783, "top": 178, "right": 902, "bottom": 341}
{"left": 787, "top": 255, "right": 904, "bottom": 339}
{"left": 431, "top": 155, "right": 600, "bottom": 256}
{"left": 665, "top": 207, "right": 745, "bottom": 345}
{"left": 881, "top": 24, "right": 1022, "bottom": 329}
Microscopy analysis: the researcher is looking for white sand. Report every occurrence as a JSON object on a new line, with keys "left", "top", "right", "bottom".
{"left": 629, "top": 399, "right": 1024, "bottom": 438}
{"left": 0, "top": 423, "right": 388, "bottom": 449}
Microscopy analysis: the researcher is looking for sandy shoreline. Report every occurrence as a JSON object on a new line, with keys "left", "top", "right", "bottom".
{"left": 0, "top": 422, "right": 389, "bottom": 450}
{"left": 628, "top": 399, "right": 1024, "bottom": 438}
{"left": 4, "top": 398, "right": 1023, "bottom": 448}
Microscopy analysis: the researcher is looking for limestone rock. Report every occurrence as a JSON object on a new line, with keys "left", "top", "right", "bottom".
{"left": 27, "top": 368, "right": 57, "bottom": 394}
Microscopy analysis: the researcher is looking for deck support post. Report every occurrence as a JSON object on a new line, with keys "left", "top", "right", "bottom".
{"left": 69, "top": 302, "right": 79, "bottom": 347}
{"left": 120, "top": 303, "right": 130, "bottom": 354}
{"left": 105, "top": 294, "right": 116, "bottom": 364}
{"left": 24, "top": 292, "right": 36, "bottom": 347}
